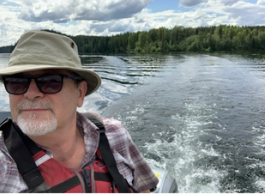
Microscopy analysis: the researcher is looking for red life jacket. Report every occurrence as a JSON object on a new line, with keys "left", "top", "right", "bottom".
{"left": 33, "top": 149, "right": 123, "bottom": 193}
{"left": 0, "top": 114, "right": 137, "bottom": 193}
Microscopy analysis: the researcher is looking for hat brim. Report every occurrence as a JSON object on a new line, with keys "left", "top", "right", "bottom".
{"left": 0, "top": 64, "right": 101, "bottom": 96}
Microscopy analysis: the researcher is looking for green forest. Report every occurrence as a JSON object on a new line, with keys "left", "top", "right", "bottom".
{"left": 1, "top": 25, "right": 265, "bottom": 54}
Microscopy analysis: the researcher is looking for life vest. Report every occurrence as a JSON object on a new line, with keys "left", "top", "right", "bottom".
{"left": 0, "top": 114, "right": 138, "bottom": 193}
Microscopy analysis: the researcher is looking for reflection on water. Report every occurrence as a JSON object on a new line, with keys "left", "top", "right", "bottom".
{"left": 79, "top": 55, "right": 173, "bottom": 112}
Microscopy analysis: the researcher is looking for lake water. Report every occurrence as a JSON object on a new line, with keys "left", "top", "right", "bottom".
{"left": 1, "top": 53, "right": 265, "bottom": 192}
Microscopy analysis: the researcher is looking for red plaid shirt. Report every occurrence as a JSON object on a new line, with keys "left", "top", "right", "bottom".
{"left": 0, "top": 112, "right": 158, "bottom": 192}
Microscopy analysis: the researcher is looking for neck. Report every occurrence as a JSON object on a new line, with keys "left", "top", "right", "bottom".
{"left": 29, "top": 123, "right": 85, "bottom": 169}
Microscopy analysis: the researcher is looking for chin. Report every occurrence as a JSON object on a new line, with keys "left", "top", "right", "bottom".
{"left": 17, "top": 114, "right": 58, "bottom": 136}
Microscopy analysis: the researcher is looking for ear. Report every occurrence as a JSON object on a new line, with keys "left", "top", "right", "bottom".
{"left": 77, "top": 81, "right": 87, "bottom": 107}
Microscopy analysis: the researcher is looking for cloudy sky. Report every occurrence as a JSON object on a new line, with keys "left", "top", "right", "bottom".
{"left": 1, "top": 0, "right": 265, "bottom": 46}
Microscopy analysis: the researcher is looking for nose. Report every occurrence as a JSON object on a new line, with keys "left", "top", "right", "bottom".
{"left": 23, "top": 79, "right": 44, "bottom": 99}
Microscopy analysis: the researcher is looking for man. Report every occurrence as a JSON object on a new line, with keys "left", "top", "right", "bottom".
{"left": 0, "top": 30, "right": 158, "bottom": 192}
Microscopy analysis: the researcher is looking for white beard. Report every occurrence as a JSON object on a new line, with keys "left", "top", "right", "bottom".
{"left": 16, "top": 100, "right": 58, "bottom": 136}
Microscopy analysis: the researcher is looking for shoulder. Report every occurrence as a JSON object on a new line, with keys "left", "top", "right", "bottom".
{"left": 103, "top": 117, "right": 127, "bottom": 132}
{"left": 102, "top": 117, "right": 135, "bottom": 161}
{"left": 102, "top": 117, "right": 132, "bottom": 142}
{"left": 0, "top": 133, "right": 28, "bottom": 192}
{"left": 78, "top": 111, "right": 127, "bottom": 134}
{"left": 0, "top": 146, "right": 9, "bottom": 181}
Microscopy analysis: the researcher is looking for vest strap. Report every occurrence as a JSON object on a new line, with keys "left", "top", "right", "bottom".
{"left": 94, "top": 171, "right": 112, "bottom": 182}
{"left": 85, "top": 113, "right": 131, "bottom": 193}
{"left": 46, "top": 175, "right": 81, "bottom": 193}
{"left": 0, "top": 118, "right": 44, "bottom": 190}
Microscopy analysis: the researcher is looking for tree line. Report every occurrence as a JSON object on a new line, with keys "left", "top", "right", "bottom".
{"left": 1, "top": 25, "right": 265, "bottom": 54}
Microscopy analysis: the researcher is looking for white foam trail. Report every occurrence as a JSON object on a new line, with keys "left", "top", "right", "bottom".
{"left": 144, "top": 97, "right": 228, "bottom": 193}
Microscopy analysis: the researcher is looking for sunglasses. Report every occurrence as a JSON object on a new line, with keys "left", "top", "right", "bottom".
{"left": 3, "top": 74, "right": 82, "bottom": 95}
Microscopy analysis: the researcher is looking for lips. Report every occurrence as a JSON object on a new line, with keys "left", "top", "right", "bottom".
{"left": 22, "top": 109, "right": 48, "bottom": 111}
{"left": 17, "top": 100, "right": 54, "bottom": 114}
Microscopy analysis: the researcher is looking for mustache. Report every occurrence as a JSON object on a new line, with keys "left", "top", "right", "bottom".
{"left": 17, "top": 100, "right": 55, "bottom": 113}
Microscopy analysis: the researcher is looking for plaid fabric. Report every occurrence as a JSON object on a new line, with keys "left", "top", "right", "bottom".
{"left": 0, "top": 112, "right": 158, "bottom": 192}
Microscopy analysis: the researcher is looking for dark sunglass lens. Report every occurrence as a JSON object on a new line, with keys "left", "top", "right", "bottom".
{"left": 36, "top": 75, "right": 63, "bottom": 94}
{"left": 4, "top": 77, "right": 29, "bottom": 94}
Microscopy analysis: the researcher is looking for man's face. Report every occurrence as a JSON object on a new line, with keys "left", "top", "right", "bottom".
{"left": 8, "top": 69, "right": 87, "bottom": 136}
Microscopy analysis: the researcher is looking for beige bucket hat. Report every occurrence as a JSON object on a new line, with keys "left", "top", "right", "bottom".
{"left": 0, "top": 30, "right": 101, "bottom": 96}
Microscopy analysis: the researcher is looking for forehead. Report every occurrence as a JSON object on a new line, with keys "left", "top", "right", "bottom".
{"left": 19, "top": 69, "right": 72, "bottom": 75}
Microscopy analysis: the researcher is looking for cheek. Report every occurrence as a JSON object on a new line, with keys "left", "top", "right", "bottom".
{"left": 9, "top": 95, "right": 21, "bottom": 120}
{"left": 53, "top": 91, "right": 80, "bottom": 123}
{"left": 56, "top": 88, "right": 79, "bottom": 111}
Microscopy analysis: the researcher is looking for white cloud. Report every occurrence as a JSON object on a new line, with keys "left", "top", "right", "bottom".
{"left": 224, "top": 1, "right": 265, "bottom": 25}
{"left": 0, "top": 3, "right": 30, "bottom": 46}
{"left": 257, "top": 0, "right": 265, "bottom": 5}
{"left": 10, "top": 0, "right": 152, "bottom": 22}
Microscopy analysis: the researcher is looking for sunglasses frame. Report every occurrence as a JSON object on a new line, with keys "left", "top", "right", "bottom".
{"left": 2, "top": 73, "right": 82, "bottom": 95}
